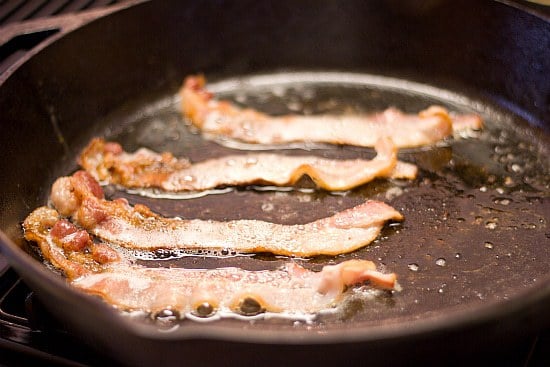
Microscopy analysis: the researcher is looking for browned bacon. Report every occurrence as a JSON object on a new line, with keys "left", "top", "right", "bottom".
{"left": 180, "top": 75, "right": 483, "bottom": 148}
{"left": 23, "top": 207, "right": 119, "bottom": 279}
{"left": 23, "top": 207, "right": 397, "bottom": 316}
{"left": 78, "top": 138, "right": 417, "bottom": 192}
{"left": 49, "top": 171, "right": 403, "bottom": 257}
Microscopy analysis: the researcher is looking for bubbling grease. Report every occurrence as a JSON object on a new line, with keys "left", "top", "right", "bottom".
{"left": 89, "top": 71, "right": 548, "bottom": 328}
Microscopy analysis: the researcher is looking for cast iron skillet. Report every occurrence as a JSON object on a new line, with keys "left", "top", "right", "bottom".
{"left": 0, "top": 1, "right": 549, "bottom": 366}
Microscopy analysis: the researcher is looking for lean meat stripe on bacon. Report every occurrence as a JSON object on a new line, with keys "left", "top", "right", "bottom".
{"left": 22, "top": 206, "right": 397, "bottom": 316}
{"left": 49, "top": 171, "right": 403, "bottom": 257}
{"left": 78, "top": 137, "right": 417, "bottom": 192}
{"left": 180, "top": 75, "right": 483, "bottom": 148}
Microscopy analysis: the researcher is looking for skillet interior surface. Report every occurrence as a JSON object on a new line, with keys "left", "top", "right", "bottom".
{"left": 0, "top": 0, "right": 549, "bottom": 365}
{"left": 55, "top": 71, "right": 549, "bottom": 329}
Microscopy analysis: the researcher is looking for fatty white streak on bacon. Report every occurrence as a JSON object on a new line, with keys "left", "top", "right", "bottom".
{"left": 73, "top": 260, "right": 396, "bottom": 315}
{"left": 180, "top": 75, "right": 483, "bottom": 148}
{"left": 22, "top": 206, "right": 397, "bottom": 315}
{"left": 49, "top": 171, "right": 403, "bottom": 257}
{"left": 79, "top": 137, "right": 417, "bottom": 192}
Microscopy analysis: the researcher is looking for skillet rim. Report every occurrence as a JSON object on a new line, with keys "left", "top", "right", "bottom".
{"left": 0, "top": 0, "right": 549, "bottom": 348}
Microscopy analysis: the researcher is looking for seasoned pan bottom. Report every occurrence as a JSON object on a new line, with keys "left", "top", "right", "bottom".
{"left": 32, "top": 72, "right": 549, "bottom": 330}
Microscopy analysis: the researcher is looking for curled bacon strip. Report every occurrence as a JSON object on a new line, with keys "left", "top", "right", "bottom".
{"left": 79, "top": 137, "right": 417, "bottom": 192}
{"left": 180, "top": 75, "right": 483, "bottom": 148}
{"left": 23, "top": 207, "right": 397, "bottom": 316}
{"left": 23, "top": 206, "right": 120, "bottom": 279}
{"left": 49, "top": 171, "right": 403, "bottom": 257}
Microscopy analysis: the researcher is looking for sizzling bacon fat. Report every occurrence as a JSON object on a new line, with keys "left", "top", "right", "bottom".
{"left": 23, "top": 206, "right": 397, "bottom": 316}
{"left": 48, "top": 171, "right": 403, "bottom": 257}
{"left": 78, "top": 137, "right": 417, "bottom": 192}
{"left": 180, "top": 75, "right": 483, "bottom": 148}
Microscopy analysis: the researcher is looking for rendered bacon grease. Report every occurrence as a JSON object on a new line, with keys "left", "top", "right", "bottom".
{"left": 79, "top": 137, "right": 417, "bottom": 192}
{"left": 48, "top": 171, "right": 403, "bottom": 257}
{"left": 180, "top": 75, "right": 482, "bottom": 148}
{"left": 26, "top": 72, "right": 486, "bottom": 322}
{"left": 23, "top": 206, "right": 397, "bottom": 318}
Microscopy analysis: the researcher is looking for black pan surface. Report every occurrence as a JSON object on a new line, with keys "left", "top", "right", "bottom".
{"left": 0, "top": 1, "right": 548, "bottom": 366}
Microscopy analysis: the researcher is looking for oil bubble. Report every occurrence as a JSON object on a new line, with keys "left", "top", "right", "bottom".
{"left": 485, "top": 221, "right": 497, "bottom": 230}
{"left": 261, "top": 202, "right": 274, "bottom": 212}
{"left": 494, "top": 198, "right": 511, "bottom": 205}
{"left": 408, "top": 263, "right": 419, "bottom": 272}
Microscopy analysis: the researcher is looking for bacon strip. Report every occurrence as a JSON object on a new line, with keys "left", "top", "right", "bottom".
{"left": 49, "top": 171, "right": 403, "bottom": 257}
{"left": 78, "top": 138, "right": 417, "bottom": 192}
{"left": 74, "top": 261, "right": 396, "bottom": 315}
{"left": 180, "top": 75, "right": 483, "bottom": 148}
{"left": 23, "top": 207, "right": 397, "bottom": 316}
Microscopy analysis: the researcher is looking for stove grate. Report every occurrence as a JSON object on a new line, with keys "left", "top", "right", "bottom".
{"left": 0, "top": 265, "right": 110, "bottom": 366}
{"left": 0, "top": 0, "right": 122, "bottom": 26}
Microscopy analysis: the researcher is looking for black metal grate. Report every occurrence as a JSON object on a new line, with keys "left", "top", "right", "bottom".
{"left": 0, "top": 265, "right": 110, "bottom": 366}
{"left": 0, "top": 0, "right": 131, "bottom": 76}
{"left": 0, "top": 0, "right": 122, "bottom": 26}
{"left": 0, "top": 28, "right": 58, "bottom": 74}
